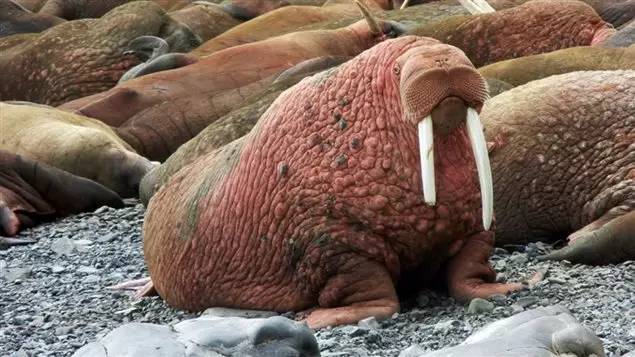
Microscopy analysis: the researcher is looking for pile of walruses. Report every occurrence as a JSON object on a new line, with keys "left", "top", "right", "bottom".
{"left": 1, "top": 0, "right": 633, "bottom": 329}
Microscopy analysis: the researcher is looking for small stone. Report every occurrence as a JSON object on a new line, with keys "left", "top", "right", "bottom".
{"left": 97, "top": 233, "right": 118, "bottom": 243}
{"left": 416, "top": 294, "right": 430, "bottom": 307}
{"left": 73, "top": 239, "right": 93, "bottom": 252}
{"left": 547, "top": 277, "right": 567, "bottom": 284}
{"left": 51, "top": 265, "right": 66, "bottom": 274}
{"left": 433, "top": 319, "right": 460, "bottom": 332}
{"left": 467, "top": 298, "right": 495, "bottom": 314}
{"left": 358, "top": 316, "right": 380, "bottom": 330}
{"left": 488, "top": 294, "right": 508, "bottom": 304}
{"left": 511, "top": 304, "right": 525, "bottom": 314}
{"left": 5, "top": 267, "right": 32, "bottom": 282}
{"left": 51, "top": 237, "right": 75, "bottom": 256}
{"left": 77, "top": 266, "right": 99, "bottom": 274}
{"left": 516, "top": 296, "right": 539, "bottom": 308}
{"left": 55, "top": 326, "right": 73, "bottom": 335}
{"left": 509, "top": 254, "right": 529, "bottom": 265}
{"left": 85, "top": 275, "right": 101, "bottom": 283}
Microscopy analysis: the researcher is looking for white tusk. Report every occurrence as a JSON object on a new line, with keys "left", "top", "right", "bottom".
{"left": 472, "top": 0, "right": 496, "bottom": 12}
{"left": 457, "top": 0, "right": 495, "bottom": 14}
{"left": 418, "top": 116, "right": 436, "bottom": 206}
{"left": 400, "top": 0, "right": 410, "bottom": 10}
{"left": 466, "top": 108, "right": 493, "bottom": 231}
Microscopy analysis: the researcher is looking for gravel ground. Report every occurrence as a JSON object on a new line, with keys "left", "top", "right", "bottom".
{"left": 1, "top": 203, "right": 633, "bottom": 356}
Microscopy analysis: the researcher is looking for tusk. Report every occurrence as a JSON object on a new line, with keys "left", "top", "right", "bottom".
{"left": 466, "top": 108, "right": 493, "bottom": 231}
{"left": 400, "top": 0, "right": 410, "bottom": 10}
{"left": 472, "top": 0, "right": 496, "bottom": 12}
{"left": 457, "top": 0, "right": 494, "bottom": 14}
{"left": 354, "top": 0, "right": 382, "bottom": 35}
{"left": 418, "top": 116, "right": 436, "bottom": 206}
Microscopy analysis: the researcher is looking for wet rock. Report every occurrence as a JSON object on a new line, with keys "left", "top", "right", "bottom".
{"left": 358, "top": 317, "right": 380, "bottom": 330}
{"left": 516, "top": 296, "right": 539, "bottom": 308}
{"left": 5, "top": 266, "right": 32, "bottom": 282}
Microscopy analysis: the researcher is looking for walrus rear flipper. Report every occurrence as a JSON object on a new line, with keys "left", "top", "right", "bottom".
{"left": 539, "top": 209, "right": 635, "bottom": 265}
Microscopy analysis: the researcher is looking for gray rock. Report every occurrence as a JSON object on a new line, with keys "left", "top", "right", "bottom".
{"left": 516, "top": 296, "right": 539, "bottom": 308}
{"left": 51, "top": 238, "right": 75, "bottom": 256}
{"left": 467, "top": 298, "right": 494, "bottom": 314}
{"left": 411, "top": 306, "right": 605, "bottom": 357}
{"left": 357, "top": 317, "right": 380, "bottom": 330}
{"left": 74, "top": 315, "right": 319, "bottom": 357}
{"left": 51, "top": 265, "right": 66, "bottom": 274}
{"left": 509, "top": 254, "right": 529, "bottom": 265}
{"left": 5, "top": 267, "right": 32, "bottom": 282}
{"left": 55, "top": 326, "right": 73, "bottom": 336}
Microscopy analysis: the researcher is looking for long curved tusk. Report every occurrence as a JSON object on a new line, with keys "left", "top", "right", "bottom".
{"left": 418, "top": 116, "right": 436, "bottom": 206}
{"left": 400, "top": 0, "right": 410, "bottom": 10}
{"left": 354, "top": 0, "right": 382, "bottom": 35}
{"left": 466, "top": 108, "right": 493, "bottom": 231}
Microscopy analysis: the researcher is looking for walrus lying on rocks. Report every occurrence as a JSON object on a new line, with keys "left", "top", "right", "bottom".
{"left": 0, "top": 150, "right": 123, "bottom": 242}
{"left": 0, "top": 102, "right": 155, "bottom": 198}
{"left": 141, "top": 36, "right": 536, "bottom": 328}
{"left": 483, "top": 71, "right": 635, "bottom": 265}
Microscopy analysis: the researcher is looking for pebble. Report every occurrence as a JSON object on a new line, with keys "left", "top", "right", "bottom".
{"left": 467, "top": 298, "right": 494, "bottom": 314}
{"left": 51, "top": 237, "right": 76, "bottom": 256}
{"left": 1, "top": 202, "right": 634, "bottom": 356}
{"left": 516, "top": 296, "right": 539, "bottom": 308}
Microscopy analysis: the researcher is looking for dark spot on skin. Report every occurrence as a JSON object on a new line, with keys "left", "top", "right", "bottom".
{"left": 325, "top": 195, "right": 336, "bottom": 218}
{"left": 314, "top": 232, "right": 331, "bottom": 246}
{"left": 278, "top": 162, "right": 289, "bottom": 177}
{"left": 333, "top": 112, "right": 342, "bottom": 121}
{"left": 288, "top": 238, "right": 302, "bottom": 268}
{"left": 338, "top": 98, "right": 349, "bottom": 107}
{"left": 335, "top": 154, "right": 347, "bottom": 166}
{"left": 349, "top": 218, "right": 366, "bottom": 232}
{"left": 350, "top": 138, "right": 362, "bottom": 150}
{"left": 337, "top": 119, "right": 347, "bottom": 130}
{"left": 259, "top": 235, "right": 268, "bottom": 241}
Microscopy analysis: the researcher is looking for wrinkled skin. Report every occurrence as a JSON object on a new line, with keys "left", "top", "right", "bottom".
{"left": 483, "top": 71, "right": 634, "bottom": 265}
{"left": 169, "top": 3, "right": 241, "bottom": 42}
{"left": 60, "top": 18, "right": 407, "bottom": 161}
{"left": 0, "top": 150, "right": 123, "bottom": 239}
{"left": 0, "top": 1, "right": 200, "bottom": 106}
{"left": 0, "top": 0, "right": 64, "bottom": 37}
{"left": 13, "top": 0, "right": 46, "bottom": 10}
{"left": 143, "top": 37, "right": 525, "bottom": 328}
{"left": 140, "top": 70, "right": 511, "bottom": 203}
{"left": 192, "top": 0, "right": 471, "bottom": 58}
{"left": 408, "top": 0, "right": 614, "bottom": 67}
{"left": 0, "top": 103, "right": 155, "bottom": 198}
{"left": 417, "top": 306, "right": 605, "bottom": 357}
{"left": 479, "top": 45, "right": 635, "bottom": 86}
{"left": 37, "top": 0, "right": 136, "bottom": 19}
{"left": 139, "top": 55, "right": 352, "bottom": 203}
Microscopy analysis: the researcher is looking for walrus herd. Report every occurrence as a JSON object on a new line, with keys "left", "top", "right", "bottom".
{"left": 1, "top": 0, "right": 633, "bottom": 332}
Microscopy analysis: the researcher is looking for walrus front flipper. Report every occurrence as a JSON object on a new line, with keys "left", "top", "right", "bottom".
{"left": 539, "top": 208, "right": 635, "bottom": 265}
{"left": 108, "top": 276, "right": 157, "bottom": 298}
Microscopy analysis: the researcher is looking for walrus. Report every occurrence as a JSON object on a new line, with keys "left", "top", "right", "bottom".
{"left": 0, "top": 1, "right": 200, "bottom": 106}
{"left": 482, "top": 70, "right": 635, "bottom": 265}
{"left": 0, "top": 150, "right": 123, "bottom": 241}
{"left": 0, "top": 102, "right": 155, "bottom": 198}
{"left": 0, "top": 0, "right": 64, "bottom": 38}
{"left": 141, "top": 36, "right": 532, "bottom": 328}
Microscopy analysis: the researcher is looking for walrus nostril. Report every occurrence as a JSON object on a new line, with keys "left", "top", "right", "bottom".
{"left": 431, "top": 96, "right": 468, "bottom": 136}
